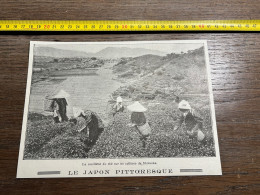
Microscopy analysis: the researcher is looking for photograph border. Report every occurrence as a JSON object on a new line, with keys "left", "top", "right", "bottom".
{"left": 17, "top": 40, "right": 222, "bottom": 178}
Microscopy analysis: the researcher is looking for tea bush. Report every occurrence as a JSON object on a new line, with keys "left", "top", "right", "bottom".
{"left": 24, "top": 113, "right": 71, "bottom": 159}
{"left": 88, "top": 100, "right": 216, "bottom": 158}
{"left": 24, "top": 112, "right": 104, "bottom": 159}
{"left": 24, "top": 98, "right": 215, "bottom": 159}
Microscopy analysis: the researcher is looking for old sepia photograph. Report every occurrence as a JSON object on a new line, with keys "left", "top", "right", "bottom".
{"left": 17, "top": 40, "right": 221, "bottom": 178}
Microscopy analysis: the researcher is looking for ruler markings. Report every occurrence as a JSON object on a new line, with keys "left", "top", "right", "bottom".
{"left": 0, "top": 20, "right": 259, "bottom": 31}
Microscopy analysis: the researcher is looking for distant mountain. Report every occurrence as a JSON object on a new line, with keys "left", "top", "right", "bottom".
{"left": 34, "top": 46, "right": 167, "bottom": 58}
{"left": 95, "top": 47, "right": 166, "bottom": 58}
{"left": 34, "top": 47, "right": 93, "bottom": 58}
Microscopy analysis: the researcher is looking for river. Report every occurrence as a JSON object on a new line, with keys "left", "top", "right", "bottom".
{"left": 28, "top": 62, "right": 123, "bottom": 119}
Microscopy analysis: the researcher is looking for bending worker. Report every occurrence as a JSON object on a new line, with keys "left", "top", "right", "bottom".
{"left": 127, "top": 101, "right": 151, "bottom": 148}
{"left": 50, "top": 90, "right": 69, "bottom": 123}
{"left": 72, "top": 107, "right": 104, "bottom": 144}
{"left": 174, "top": 100, "right": 205, "bottom": 142}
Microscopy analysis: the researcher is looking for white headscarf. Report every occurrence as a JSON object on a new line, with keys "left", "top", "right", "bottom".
{"left": 73, "top": 107, "right": 85, "bottom": 118}
{"left": 116, "top": 96, "right": 123, "bottom": 103}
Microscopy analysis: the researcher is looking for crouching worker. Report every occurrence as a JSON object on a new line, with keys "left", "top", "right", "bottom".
{"left": 127, "top": 101, "right": 151, "bottom": 148}
{"left": 72, "top": 107, "right": 104, "bottom": 144}
{"left": 174, "top": 100, "right": 205, "bottom": 142}
{"left": 112, "top": 96, "right": 124, "bottom": 118}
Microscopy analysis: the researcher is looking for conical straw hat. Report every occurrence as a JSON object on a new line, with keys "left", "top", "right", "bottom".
{"left": 53, "top": 89, "right": 70, "bottom": 99}
{"left": 127, "top": 101, "right": 147, "bottom": 112}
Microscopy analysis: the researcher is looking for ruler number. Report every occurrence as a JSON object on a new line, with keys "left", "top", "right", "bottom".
{"left": 76, "top": 25, "right": 80, "bottom": 29}
{"left": 192, "top": 25, "right": 196, "bottom": 28}
{"left": 169, "top": 25, "right": 172, "bottom": 28}
{"left": 52, "top": 25, "right": 56, "bottom": 29}
{"left": 115, "top": 25, "right": 119, "bottom": 29}
{"left": 161, "top": 25, "right": 165, "bottom": 28}
{"left": 6, "top": 25, "right": 9, "bottom": 28}
{"left": 138, "top": 25, "right": 142, "bottom": 28}
{"left": 145, "top": 25, "right": 149, "bottom": 28}
{"left": 245, "top": 24, "right": 249, "bottom": 28}
{"left": 252, "top": 24, "right": 257, "bottom": 28}
{"left": 215, "top": 24, "right": 218, "bottom": 28}
{"left": 176, "top": 25, "right": 180, "bottom": 28}
{"left": 184, "top": 25, "right": 188, "bottom": 28}
{"left": 153, "top": 25, "right": 157, "bottom": 28}
{"left": 13, "top": 25, "right": 17, "bottom": 29}
{"left": 238, "top": 24, "right": 242, "bottom": 28}
{"left": 91, "top": 25, "right": 95, "bottom": 29}
{"left": 230, "top": 24, "right": 234, "bottom": 28}
{"left": 130, "top": 25, "right": 134, "bottom": 28}
{"left": 60, "top": 25, "right": 64, "bottom": 29}
{"left": 99, "top": 25, "right": 103, "bottom": 29}
{"left": 107, "top": 25, "right": 111, "bottom": 29}
{"left": 44, "top": 25, "right": 50, "bottom": 29}
{"left": 207, "top": 25, "right": 211, "bottom": 28}
{"left": 122, "top": 25, "right": 127, "bottom": 29}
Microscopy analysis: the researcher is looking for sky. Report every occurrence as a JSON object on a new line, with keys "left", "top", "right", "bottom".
{"left": 35, "top": 42, "right": 204, "bottom": 54}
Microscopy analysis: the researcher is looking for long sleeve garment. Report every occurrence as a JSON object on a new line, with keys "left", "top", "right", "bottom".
{"left": 131, "top": 112, "right": 146, "bottom": 126}
{"left": 177, "top": 109, "right": 203, "bottom": 132}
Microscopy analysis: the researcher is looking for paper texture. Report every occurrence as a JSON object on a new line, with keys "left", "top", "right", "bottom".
{"left": 17, "top": 40, "right": 222, "bottom": 178}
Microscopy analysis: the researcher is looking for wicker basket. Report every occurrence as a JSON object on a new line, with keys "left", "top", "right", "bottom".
{"left": 44, "top": 98, "right": 54, "bottom": 112}
{"left": 137, "top": 122, "right": 151, "bottom": 136}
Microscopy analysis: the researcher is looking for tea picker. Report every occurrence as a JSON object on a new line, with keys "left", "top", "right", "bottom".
{"left": 112, "top": 96, "right": 125, "bottom": 117}
{"left": 174, "top": 100, "right": 205, "bottom": 142}
{"left": 72, "top": 107, "right": 104, "bottom": 143}
{"left": 44, "top": 89, "right": 70, "bottom": 123}
{"left": 127, "top": 101, "right": 152, "bottom": 148}
{"left": 109, "top": 96, "right": 125, "bottom": 125}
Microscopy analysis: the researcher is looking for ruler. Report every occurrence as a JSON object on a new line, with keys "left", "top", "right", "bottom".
{"left": 0, "top": 20, "right": 259, "bottom": 31}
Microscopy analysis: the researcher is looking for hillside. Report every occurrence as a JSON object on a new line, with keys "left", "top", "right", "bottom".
{"left": 112, "top": 46, "right": 208, "bottom": 101}
{"left": 113, "top": 54, "right": 164, "bottom": 78}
